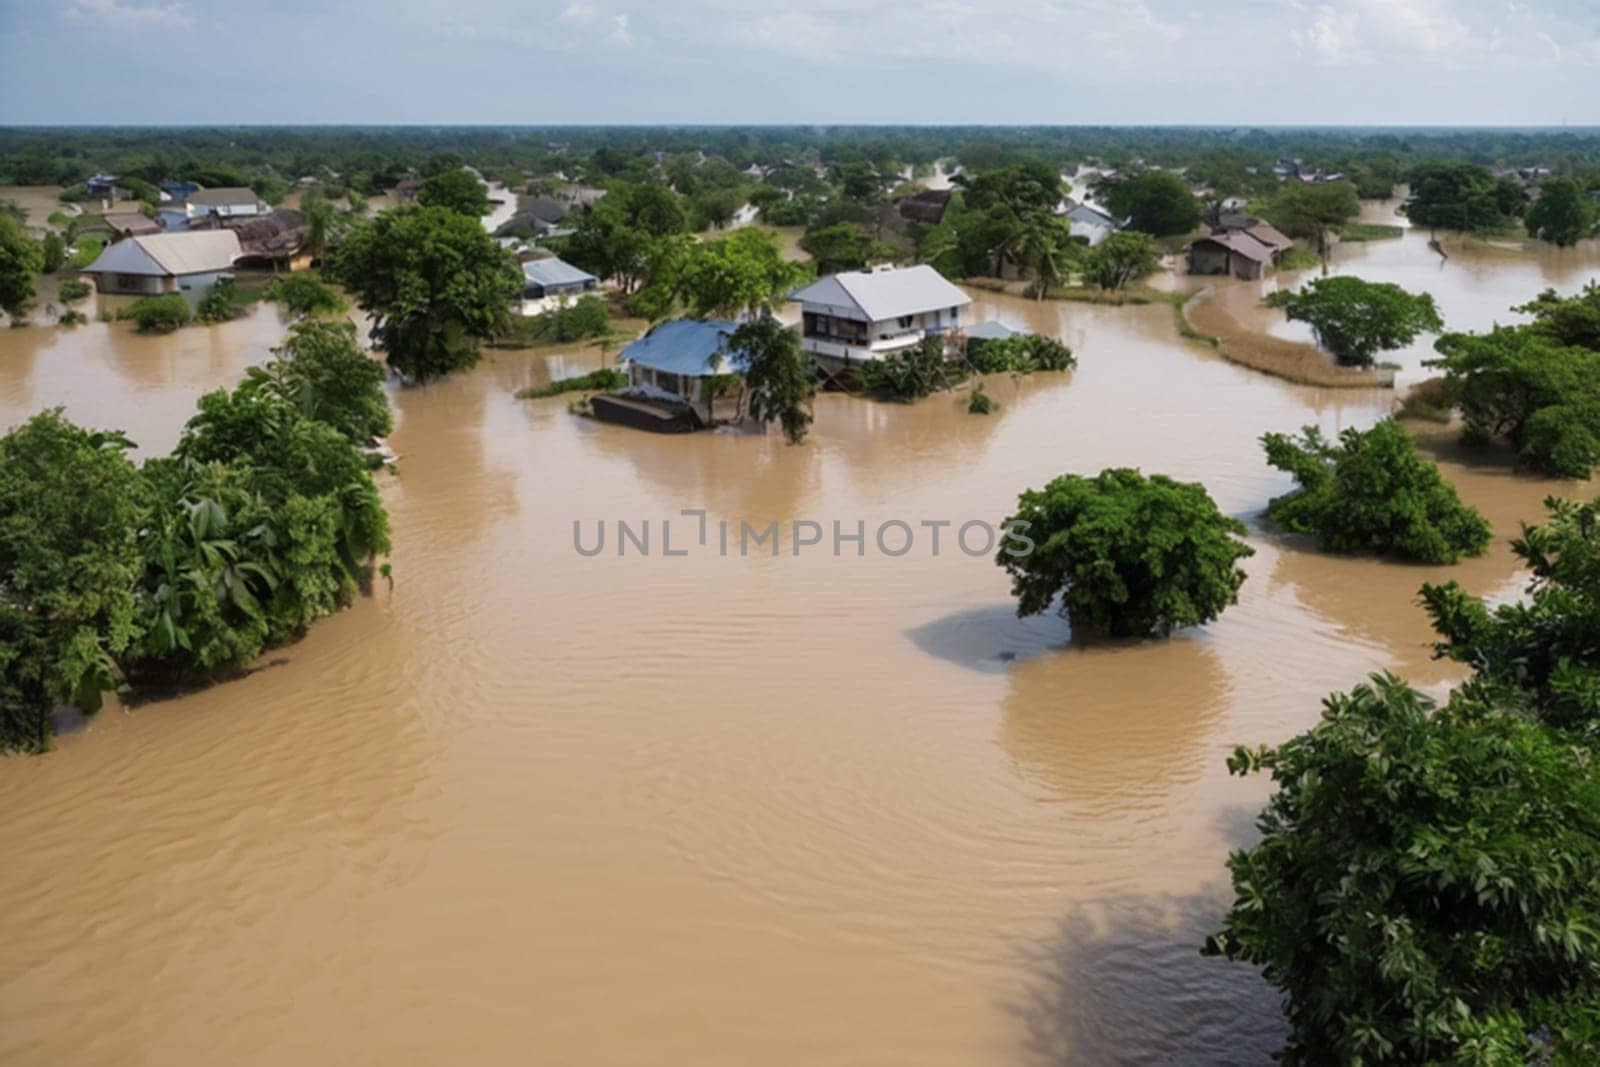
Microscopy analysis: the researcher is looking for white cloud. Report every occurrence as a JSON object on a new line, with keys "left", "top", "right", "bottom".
{"left": 607, "top": 13, "right": 630, "bottom": 45}
{"left": 63, "top": 0, "right": 193, "bottom": 29}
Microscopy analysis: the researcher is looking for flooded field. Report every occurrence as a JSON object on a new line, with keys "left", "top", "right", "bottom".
{"left": 0, "top": 226, "right": 1596, "bottom": 1064}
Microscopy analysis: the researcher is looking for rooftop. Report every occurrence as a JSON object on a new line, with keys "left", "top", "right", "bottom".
{"left": 188, "top": 187, "right": 261, "bottom": 207}
{"left": 791, "top": 264, "right": 970, "bottom": 322}
{"left": 522, "top": 257, "right": 596, "bottom": 289}
{"left": 81, "top": 230, "right": 241, "bottom": 276}
{"left": 620, "top": 319, "right": 749, "bottom": 377}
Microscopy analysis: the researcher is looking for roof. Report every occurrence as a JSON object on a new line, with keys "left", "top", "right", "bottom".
{"left": 82, "top": 230, "right": 241, "bottom": 276}
{"left": 790, "top": 265, "right": 971, "bottom": 322}
{"left": 620, "top": 319, "right": 749, "bottom": 377}
{"left": 188, "top": 187, "right": 260, "bottom": 207}
{"left": 1066, "top": 203, "right": 1117, "bottom": 228}
{"left": 897, "top": 188, "right": 953, "bottom": 223}
{"left": 520, "top": 197, "right": 569, "bottom": 225}
{"left": 1244, "top": 221, "right": 1293, "bottom": 251}
{"left": 522, "top": 257, "right": 597, "bottom": 288}
{"left": 103, "top": 211, "right": 162, "bottom": 235}
{"left": 1190, "top": 231, "right": 1275, "bottom": 263}
{"left": 966, "top": 320, "right": 1029, "bottom": 341}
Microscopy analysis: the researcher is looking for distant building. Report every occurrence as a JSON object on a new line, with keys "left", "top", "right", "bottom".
{"left": 184, "top": 187, "right": 266, "bottom": 219}
{"left": 394, "top": 177, "right": 421, "bottom": 203}
{"left": 521, "top": 257, "right": 598, "bottom": 300}
{"left": 159, "top": 180, "right": 200, "bottom": 203}
{"left": 84, "top": 172, "right": 120, "bottom": 197}
{"left": 79, "top": 231, "right": 241, "bottom": 297}
{"left": 896, "top": 188, "right": 953, "bottom": 224}
{"left": 592, "top": 319, "right": 751, "bottom": 432}
{"left": 791, "top": 264, "right": 971, "bottom": 365}
{"left": 103, "top": 211, "right": 164, "bottom": 239}
{"left": 1060, "top": 200, "right": 1121, "bottom": 246}
{"left": 1186, "top": 223, "right": 1292, "bottom": 281}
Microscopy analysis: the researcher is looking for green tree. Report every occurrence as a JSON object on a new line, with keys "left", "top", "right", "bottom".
{"left": 1266, "top": 275, "right": 1442, "bottom": 366}
{"left": 1404, "top": 161, "right": 1523, "bottom": 234}
{"left": 416, "top": 168, "right": 491, "bottom": 217}
{"left": 240, "top": 318, "right": 392, "bottom": 445}
{"left": 1206, "top": 674, "right": 1600, "bottom": 1065}
{"left": 299, "top": 191, "right": 339, "bottom": 264}
{"left": 798, "top": 222, "right": 891, "bottom": 275}
{"left": 264, "top": 270, "right": 345, "bottom": 318}
{"left": 1422, "top": 494, "right": 1600, "bottom": 733}
{"left": 0, "top": 411, "right": 144, "bottom": 752}
{"left": 1525, "top": 177, "right": 1599, "bottom": 248}
{"left": 0, "top": 212, "right": 43, "bottom": 318}
{"left": 730, "top": 316, "right": 814, "bottom": 444}
{"left": 670, "top": 228, "right": 809, "bottom": 320}
{"left": 1262, "top": 419, "right": 1491, "bottom": 563}
{"left": 40, "top": 231, "right": 65, "bottom": 274}
{"left": 1100, "top": 171, "right": 1199, "bottom": 237}
{"left": 331, "top": 205, "right": 521, "bottom": 381}
{"left": 1262, "top": 180, "right": 1360, "bottom": 260}
{"left": 1081, "top": 232, "right": 1159, "bottom": 291}
{"left": 996, "top": 468, "right": 1253, "bottom": 638}
{"left": 561, "top": 182, "right": 686, "bottom": 293}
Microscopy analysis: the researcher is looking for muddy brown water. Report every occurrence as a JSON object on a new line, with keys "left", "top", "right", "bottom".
{"left": 1, "top": 232, "right": 1597, "bottom": 1064}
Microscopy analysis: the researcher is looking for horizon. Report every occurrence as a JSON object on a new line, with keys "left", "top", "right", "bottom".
{"left": 3, "top": 1, "right": 1598, "bottom": 126}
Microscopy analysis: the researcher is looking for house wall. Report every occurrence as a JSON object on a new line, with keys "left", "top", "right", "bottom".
{"left": 93, "top": 272, "right": 170, "bottom": 296}
{"left": 186, "top": 202, "right": 263, "bottom": 219}
{"left": 1188, "top": 245, "right": 1232, "bottom": 276}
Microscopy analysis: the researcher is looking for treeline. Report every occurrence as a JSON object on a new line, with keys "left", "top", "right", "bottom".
{"left": 0, "top": 319, "right": 392, "bottom": 752}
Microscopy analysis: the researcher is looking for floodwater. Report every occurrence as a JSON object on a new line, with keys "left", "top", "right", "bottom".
{"left": 1, "top": 228, "right": 1597, "bottom": 1065}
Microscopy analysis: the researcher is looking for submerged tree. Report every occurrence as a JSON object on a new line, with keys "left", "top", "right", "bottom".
{"left": 730, "top": 316, "right": 814, "bottom": 444}
{"left": 1261, "top": 419, "right": 1492, "bottom": 564}
{"left": 0, "top": 212, "right": 43, "bottom": 319}
{"left": 1266, "top": 275, "right": 1442, "bottom": 366}
{"left": 0, "top": 411, "right": 144, "bottom": 752}
{"left": 1525, "top": 177, "right": 1599, "bottom": 248}
{"left": 240, "top": 318, "right": 392, "bottom": 445}
{"left": 995, "top": 468, "right": 1253, "bottom": 638}
{"left": 1262, "top": 180, "right": 1360, "bottom": 261}
{"left": 331, "top": 205, "right": 521, "bottom": 382}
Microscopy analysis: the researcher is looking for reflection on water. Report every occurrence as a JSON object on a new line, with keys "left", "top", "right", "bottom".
{"left": 0, "top": 228, "right": 1596, "bottom": 1064}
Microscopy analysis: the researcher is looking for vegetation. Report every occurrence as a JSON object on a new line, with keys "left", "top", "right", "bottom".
{"left": 1207, "top": 673, "right": 1600, "bottom": 1065}
{"left": 1430, "top": 287, "right": 1600, "bottom": 478}
{"left": 965, "top": 333, "right": 1075, "bottom": 374}
{"left": 495, "top": 294, "right": 615, "bottom": 348}
{"left": 1404, "top": 160, "right": 1525, "bottom": 234}
{"left": 1525, "top": 177, "right": 1599, "bottom": 248}
{"left": 40, "top": 232, "right": 65, "bottom": 274}
{"left": 649, "top": 228, "right": 810, "bottom": 321}
{"left": 0, "top": 212, "right": 44, "bottom": 318}
{"left": 330, "top": 205, "right": 521, "bottom": 382}
{"left": 120, "top": 293, "right": 192, "bottom": 334}
{"left": 515, "top": 367, "right": 627, "bottom": 400}
{"left": 730, "top": 316, "right": 814, "bottom": 444}
{"left": 562, "top": 181, "right": 688, "bottom": 293}
{"left": 264, "top": 271, "right": 345, "bottom": 318}
{"left": 1261, "top": 420, "right": 1491, "bottom": 563}
{"left": 1396, "top": 376, "right": 1453, "bottom": 423}
{"left": 415, "top": 168, "right": 491, "bottom": 217}
{"left": 859, "top": 336, "right": 958, "bottom": 401}
{"left": 1262, "top": 180, "right": 1360, "bottom": 260}
{"left": 995, "top": 468, "right": 1253, "bottom": 638}
{"left": 1336, "top": 222, "right": 1404, "bottom": 241}
{"left": 967, "top": 382, "right": 996, "bottom": 415}
{"left": 65, "top": 234, "right": 105, "bottom": 270}
{"left": 1099, "top": 171, "right": 1199, "bottom": 237}
{"left": 0, "top": 412, "right": 144, "bottom": 752}
{"left": 56, "top": 277, "right": 92, "bottom": 303}
{"left": 240, "top": 319, "right": 392, "bottom": 445}
{"left": 799, "top": 222, "right": 892, "bottom": 274}
{"left": 1080, "top": 232, "right": 1160, "bottom": 291}
{"left": 1265, "top": 276, "right": 1443, "bottom": 366}
{"left": 195, "top": 277, "right": 245, "bottom": 324}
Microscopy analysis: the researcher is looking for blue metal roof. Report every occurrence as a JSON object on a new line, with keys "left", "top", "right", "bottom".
{"left": 621, "top": 319, "right": 749, "bottom": 377}
{"left": 521, "top": 257, "right": 597, "bottom": 288}
{"left": 966, "top": 320, "right": 1029, "bottom": 341}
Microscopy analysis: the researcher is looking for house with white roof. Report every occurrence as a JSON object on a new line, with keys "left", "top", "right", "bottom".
{"left": 79, "top": 231, "right": 242, "bottom": 297}
{"left": 184, "top": 187, "right": 267, "bottom": 219}
{"left": 790, "top": 264, "right": 971, "bottom": 365}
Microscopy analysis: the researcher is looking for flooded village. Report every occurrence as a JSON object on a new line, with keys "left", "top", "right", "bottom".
{"left": 2, "top": 110, "right": 1600, "bottom": 1067}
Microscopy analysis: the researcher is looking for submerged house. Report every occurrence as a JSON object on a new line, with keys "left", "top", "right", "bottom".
{"left": 103, "top": 211, "right": 164, "bottom": 239}
{"left": 1186, "top": 229, "right": 1284, "bottom": 280}
{"left": 791, "top": 264, "right": 971, "bottom": 366}
{"left": 522, "top": 257, "right": 598, "bottom": 301}
{"left": 184, "top": 187, "right": 266, "bottom": 219}
{"left": 593, "top": 319, "right": 750, "bottom": 433}
{"left": 79, "top": 230, "right": 241, "bottom": 297}
{"left": 896, "top": 188, "right": 953, "bottom": 224}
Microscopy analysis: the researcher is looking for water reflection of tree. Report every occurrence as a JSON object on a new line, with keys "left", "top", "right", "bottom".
{"left": 1006, "top": 893, "right": 1284, "bottom": 1065}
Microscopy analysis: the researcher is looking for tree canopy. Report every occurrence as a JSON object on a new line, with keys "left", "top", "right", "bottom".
{"left": 1525, "top": 177, "right": 1599, "bottom": 248}
{"left": 1404, "top": 160, "right": 1525, "bottom": 234}
{"left": 239, "top": 318, "right": 392, "bottom": 446}
{"left": 330, "top": 205, "right": 521, "bottom": 382}
{"left": 0, "top": 211, "right": 43, "bottom": 319}
{"left": 1262, "top": 419, "right": 1491, "bottom": 563}
{"left": 1266, "top": 275, "right": 1443, "bottom": 366}
{"left": 415, "top": 168, "right": 491, "bottom": 217}
{"left": 1099, "top": 171, "right": 1199, "bottom": 237}
{"left": 995, "top": 468, "right": 1253, "bottom": 638}
{"left": 662, "top": 228, "right": 809, "bottom": 320}
{"left": 1081, "top": 232, "right": 1159, "bottom": 290}
{"left": 730, "top": 316, "right": 814, "bottom": 444}
{"left": 1262, "top": 180, "right": 1360, "bottom": 258}
{"left": 798, "top": 222, "right": 892, "bottom": 275}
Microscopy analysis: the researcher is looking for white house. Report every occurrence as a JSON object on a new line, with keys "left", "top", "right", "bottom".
{"left": 184, "top": 187, "right": 267, "bottom": 219}
{"left": 791, "top": 265, "right": 971, "bottom": 365}
{"left": 79, "top": 231, "right": 241, "bottom": 297}
{"left": 1058, "top": 199, "right": 1121, "bottom": 247}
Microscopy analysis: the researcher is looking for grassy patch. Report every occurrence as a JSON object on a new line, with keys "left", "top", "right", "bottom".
{"left": 515, "top": 366, "right": 628, "bottom": 399}
{"left": 65, "top": 234, "right": 105, "bottom": 270}
{"left": 1338, "top": 222, "right": 1404, "bottom": 242}
{"left": 1274, "top": 247, "right": 1322, "bottom": 272}
{"left": 1396, "top": 376, "right": 1453, "bottom": 423}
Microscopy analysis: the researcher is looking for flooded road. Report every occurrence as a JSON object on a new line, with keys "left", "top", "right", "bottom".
{"left": 0, "top": 233, "right": 1596, "bottom": 1064}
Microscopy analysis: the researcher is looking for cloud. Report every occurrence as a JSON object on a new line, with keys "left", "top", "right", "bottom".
{"left": 63, "top": 0, "right": 193, "bottom": 29}
{"left": 606, "top": 13, "right": 630, "bottom": 45}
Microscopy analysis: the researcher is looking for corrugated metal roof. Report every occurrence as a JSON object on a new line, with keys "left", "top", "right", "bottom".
{"left": 522, "top": 257, "right": 597, "bottom": 288}
{"left": 82, "top": 231, "right": 241, "bottom": 276}
{"left": 620, "top": 319, "right": 749, "bottom": 377}
{"left": 1191, "top": 231, "right": 1274, "bottom": 263}
{"left": 188, "top": 187, "right": 261, "bottom": 207}
{"left": 966, "top": 320, "right": 1028, "bottom": 341}
{"left": 791, "top": 265, "right": 970, "bottom": 323}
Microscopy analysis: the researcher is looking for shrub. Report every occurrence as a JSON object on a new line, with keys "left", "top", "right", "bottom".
{"left": 859, "top": 335, "right": 957, "bottom": 400}
{"left": 120, "top": 293, "right": 191, "bottom": 333}
{"left": 56, "top": 309, "right": 87, "bottom": 327}
{"left": 57, "top": 277, "right": 92, "bottom": 302}
{"left": 967, "top": 383, "right": 996, "bottom": 415}
{"left": 515, "top": 366, "right": 627, "bottom": 399}
{"left": 1081, "top": 232, "right": 1160, "bottom": 290}
{"left": 996, "top": 467, "right": 1253, "bottom": 638}
{"left": 966, "top": 333, "right": 1075, "bottom": 374}
{"left": 195, "top": 277, "right": 242, "bottom": 324}
{"left": 1262, "top": 419, "right": 1492, "bottom": 563}
{"left": 263, "top": 271, "right": 345, "bottom": 318}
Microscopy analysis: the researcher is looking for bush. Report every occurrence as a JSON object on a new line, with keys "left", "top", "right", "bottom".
{"left": 195, "top": 277, "right": 242, "bottom": 324}
{"left": 859, "top": 335, "right": 957, "bottom": 400}
{"left": 263, "top": 271, "right": 345, "bottom": 318}
{"left": 967, "top": 383, "right": 996, "bottom": 415}
{"left": 1080, "top": 232, "right": 1159, "bottom": 291}
{"left": 1261, "top": 420, "right": 1491, "bottom": 563}
{"left": 515, "top": 366, "right": 627, "bottom": 399}
{"left": 1396, "top": 376, "right": 1452, "bottom": 422}
{"left": 996, "top": 467, "right": 1253, "bottom": 638}
{"left": 40, "top": 232, "right": 65, "bottom": 274}
{"left": 56, "top": 309, "right": 87, "bottom": 327}
{"left": 120, "top": 293, "right": 192, "bottom": 333}
{"left": 57, "top": 277, "right": 92, "bottom": 303}
{"left": 966, "top": 333, "right": 1075, "bottom": 374}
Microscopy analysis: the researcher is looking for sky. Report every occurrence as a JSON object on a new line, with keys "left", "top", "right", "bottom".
{"left": 1, "top": 0, "right": 1597, "bottom": 126}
